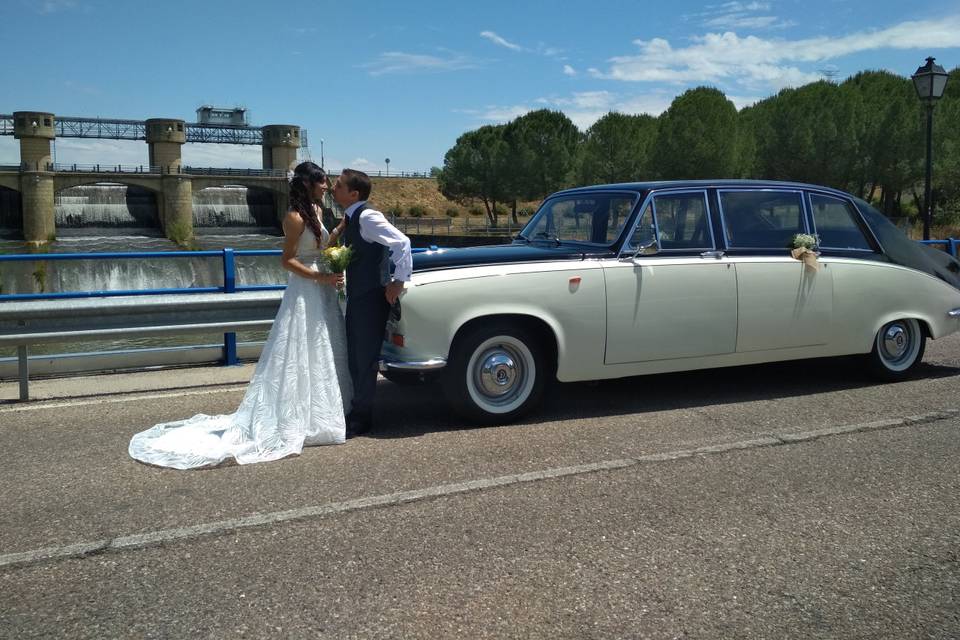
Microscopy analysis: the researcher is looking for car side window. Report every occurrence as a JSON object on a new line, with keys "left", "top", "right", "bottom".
{"left": 625, "top": 203, "right": 656, "bottom": 250}
{"left": 809, "top": 194, "right": 873, "bottom": 251}
{"left": 720, "top": 190, "right": 806, "bottom": 249}
{"left": 652, "top": 192, "right": 713, "bottom": 250}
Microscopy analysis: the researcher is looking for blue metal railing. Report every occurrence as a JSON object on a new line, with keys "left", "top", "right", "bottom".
{"left": 0, "top": 246, "right": 436, "bottom": 365}
{"left": 919, "top": 238, "right": 959, "bottom": 258}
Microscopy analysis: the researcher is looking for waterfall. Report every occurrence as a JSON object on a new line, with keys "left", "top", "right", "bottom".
{"left": 193, "top": 186, "right": 278, "bottom": 229}
{"left": 0, "top": 235, "right": 287, "bottom": 296}
{"left": 55, "top": 184, "right": 160, "bottom": 230}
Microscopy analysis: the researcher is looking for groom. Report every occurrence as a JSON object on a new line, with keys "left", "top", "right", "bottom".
{"left": 332, "top": 169, "right": 412, "bottom": 438}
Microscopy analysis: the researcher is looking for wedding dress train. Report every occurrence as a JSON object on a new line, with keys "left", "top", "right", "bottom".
{"left": 128, "top": 224, "right": 352, "bottom": 468}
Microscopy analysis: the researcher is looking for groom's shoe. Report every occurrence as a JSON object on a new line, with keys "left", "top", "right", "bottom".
{"left": 346, "top": 416, "right": 372, "bottom": 439}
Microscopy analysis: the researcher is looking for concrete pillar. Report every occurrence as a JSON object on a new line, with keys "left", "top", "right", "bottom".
{"left": 160, "top": 174, "right": 193, "bottom": 246}
{"left": 13, "top": 112, "right": 56, "bottom": 242}
{"left": 145, "top": 118, "right": 186, "bottom": 172}
{"left": 274, "top": 182, "right": 290, "bottom": 222}
{"left": 261, "top": 125, "right": 300, "bottom": 173}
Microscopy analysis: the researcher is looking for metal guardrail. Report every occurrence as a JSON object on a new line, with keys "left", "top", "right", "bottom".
{"left": 919, "top": 238, "right": 959, "bottom": 258}
{"left": 0, "top": 245, "right": 438, "bottom": 396}
{"left": 0, "top": 291, "right": 282, "bottom": 400}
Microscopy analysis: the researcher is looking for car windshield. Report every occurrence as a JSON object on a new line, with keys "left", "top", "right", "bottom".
{"left": 520, "top": 193, "right": 639, "bottom": 245}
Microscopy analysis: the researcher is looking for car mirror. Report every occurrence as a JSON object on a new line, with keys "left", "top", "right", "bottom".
{"left": 621, "top": 239, "right": 658, "bottom": 261}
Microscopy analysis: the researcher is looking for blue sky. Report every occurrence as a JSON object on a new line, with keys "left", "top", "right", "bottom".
{"left": 1, "top": 0, "right": 959, "bottom": 173}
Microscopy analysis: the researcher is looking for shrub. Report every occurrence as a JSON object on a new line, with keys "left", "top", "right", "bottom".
{"left": 445, "top": 207, "right": 460, "bottom": 218}
{"left": 407, "top": 205, "right": 428, "bottom": 218}
{"left": 468, "top": 206, "right": 485, "bottom": 217}
{"left": 385, "top": 205, "right": 404, "bottom": 218}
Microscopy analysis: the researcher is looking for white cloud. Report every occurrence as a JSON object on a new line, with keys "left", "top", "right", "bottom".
{"left": 591, "top": 16, "right": 960, "bottom": 92}
{"left": 480, "top": 30, "right": 522, "bottom": 51}
{"left": 361, "top": 50, "right": 478, "bottom": 76}
{"left": 39, "top": 0, "right": 78, "bottom": 13}
{"left": 563, "top": 65, "right": 577, "bottom": 76}
{"left": 462, "top": 90, "right": 675, "bottom": 130}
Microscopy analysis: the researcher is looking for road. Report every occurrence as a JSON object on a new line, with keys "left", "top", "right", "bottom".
{"left": 1, "top": 335, "right": 959, "bottom": 638}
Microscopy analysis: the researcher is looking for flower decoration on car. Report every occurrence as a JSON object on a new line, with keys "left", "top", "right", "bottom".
{"left": 790, "top": 233, "right": 820, "bottom": 271}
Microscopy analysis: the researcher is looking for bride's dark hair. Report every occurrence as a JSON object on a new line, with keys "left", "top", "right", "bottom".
{"left": 288, "top": 161, "right": 327, "bottom": 245}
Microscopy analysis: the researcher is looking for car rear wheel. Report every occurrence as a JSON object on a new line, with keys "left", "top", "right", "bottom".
{"left": 442, "top": 323, "right": 547, "bottom": 424}
{"left": 866, "top": 318, "right": 925, "bottom": 381}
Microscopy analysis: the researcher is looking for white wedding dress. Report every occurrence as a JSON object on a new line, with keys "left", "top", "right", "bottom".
{"left": 128, "top": 224, "right": 352, "bottom": 469}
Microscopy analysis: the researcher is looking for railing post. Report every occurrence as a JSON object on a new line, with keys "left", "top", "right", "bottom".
{"left": 222, "top": 248, "right": 239, "bottom": 366}
{"left": 950, "top": 238, "right": 958, "bottom": 259}
{"left": 18, "top": 345, "right": 29, "bottom": 401}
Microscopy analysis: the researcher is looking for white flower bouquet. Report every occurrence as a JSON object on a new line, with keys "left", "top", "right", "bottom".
{"left": 789, "top": 233, "right": 820, "bottom": 271}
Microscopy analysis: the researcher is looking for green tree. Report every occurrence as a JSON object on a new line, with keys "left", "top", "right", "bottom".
{"left": 437, "top": 125, "right": 510, "bottom": 225}
{"left": 505, "top": 109, "right": 581, "bottom": 201}
{"left": 578, "top": 112, "right": 658, "bottom": 185}
{"left": 651, "top": 87, "right": 739, "bottom": 179}
{"left": 932, "top": 67, "right": 960, "bottom": 229}
{"left": 750, "top": 81, "right": 861, "bottom": 192}
{"left": 841, "top": 71, "right": 919, "bottom": 215}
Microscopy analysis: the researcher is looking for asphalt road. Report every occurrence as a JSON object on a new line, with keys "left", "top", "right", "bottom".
{"left": 1, "top": 335, "right": 959, "bottom": 638}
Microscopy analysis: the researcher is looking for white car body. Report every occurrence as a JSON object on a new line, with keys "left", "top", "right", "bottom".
{"left": 380, "top": 181, "right": 960, "bottom": 422}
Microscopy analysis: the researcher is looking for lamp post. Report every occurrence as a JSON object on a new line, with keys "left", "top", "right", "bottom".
{"left": 911, "top": 56, "right": 949, "bottom": 241}
{"left": 385, "top": 157, "right": 390, "bottom": 177}
{"left": 320, "top": 138, "right": 325, "bottom": 169}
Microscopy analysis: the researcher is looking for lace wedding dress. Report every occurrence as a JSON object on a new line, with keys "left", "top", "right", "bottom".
{"left": 129, "top": 224, "right": 352, "bottom": 468}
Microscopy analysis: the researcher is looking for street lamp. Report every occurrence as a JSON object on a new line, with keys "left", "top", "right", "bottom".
{"left": 320, "top": 138, "right": 325, "bottom": 169}
{"left": 911, "top": 56, "right": 949, "bottom": 241}
{"left": 385, "top": 157, "right": 390, "bottom": 177}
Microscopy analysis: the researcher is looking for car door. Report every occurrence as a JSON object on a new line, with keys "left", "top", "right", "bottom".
{"left": 718, "top": 188, "right": 834, "bottom": 352}
{"left": 604, "top": 189, "right": 738, "bottom": 364}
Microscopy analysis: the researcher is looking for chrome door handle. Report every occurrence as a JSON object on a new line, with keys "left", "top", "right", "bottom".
{"left": 700, "top": 250, "right": 725, "bottom": 259}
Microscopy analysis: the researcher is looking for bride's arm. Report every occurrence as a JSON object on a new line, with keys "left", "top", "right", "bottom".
{"left": 280, "top": 211, "right": 340, "bottom": 285}
{"left": 326, "top": 216, "right": 347, "bottom": 247}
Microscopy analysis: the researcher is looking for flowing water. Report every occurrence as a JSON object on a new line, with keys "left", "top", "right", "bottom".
{"left": 0, "top": 181, "right": 294, "bottom": 358}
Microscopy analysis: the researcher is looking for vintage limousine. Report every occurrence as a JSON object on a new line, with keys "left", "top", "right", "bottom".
{"left": 380, "top": 180, "right": 960, "bottom": 423}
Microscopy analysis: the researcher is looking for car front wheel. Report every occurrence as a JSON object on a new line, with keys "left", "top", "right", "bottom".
{"left": 443, "top": 323, "right": 547, "bottom": 423}
{"left": 866, "top": 318, "right": 925, "bottom": 381}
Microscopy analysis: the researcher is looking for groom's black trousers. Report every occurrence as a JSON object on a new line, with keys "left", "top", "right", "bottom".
{"left": 345, "top": 287, "right": 390, "bottom": 422}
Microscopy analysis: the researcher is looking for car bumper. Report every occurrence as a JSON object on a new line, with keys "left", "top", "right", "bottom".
{"left": 378, "top": 356, "right": 447, "bottom": 373}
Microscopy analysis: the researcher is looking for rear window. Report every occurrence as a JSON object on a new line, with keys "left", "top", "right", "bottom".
{"left": 809, "top": 193, "right": 873, "bottom": 251}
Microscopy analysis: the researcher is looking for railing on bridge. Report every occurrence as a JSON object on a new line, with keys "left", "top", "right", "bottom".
{"left": 0, "top": 114, "right": 309, "bottom": 148}
{"left": 2, "top": 163, "right": 433, "bottom": 179}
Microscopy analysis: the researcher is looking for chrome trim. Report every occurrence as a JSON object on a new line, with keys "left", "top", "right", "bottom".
{"left": 379, "top": 357, "right": 447, "bottom": 372}
{"left": 700, "top": 250, "right": 725, "bottom": 259}
{"left": 715, "top": 187, "right": 810, "bottom": 251}
{"left": 948, "top": 308, "right": 960, "bottom": 318}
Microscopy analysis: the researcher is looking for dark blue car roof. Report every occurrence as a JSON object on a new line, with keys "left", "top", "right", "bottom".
{"left": 553, "top": 179, "right": 851, "bottom": 198}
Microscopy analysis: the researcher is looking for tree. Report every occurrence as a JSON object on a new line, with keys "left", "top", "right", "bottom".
{"left": 437, "top": 125, "right": 510, "bottom": 225}
{"left": 578, "top": 112, "right": 658, "bottom": 185}
{"left": 840, "top": 71, "right": 919, "bottom": 215}
{"left": 505, "top": 109, "right": 581, "bottom": 201}
{"left": 651, "top": 87, "right": 739, "bottom": 179}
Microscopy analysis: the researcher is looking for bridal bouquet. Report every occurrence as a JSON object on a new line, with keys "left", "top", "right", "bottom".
{"left": 322, "top": 245, "right": 355, "bottom": 299}
{"left": 789, "top": 233, "right": 820, "bottom": 271}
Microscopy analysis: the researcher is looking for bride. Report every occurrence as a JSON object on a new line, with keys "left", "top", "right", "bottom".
{"left": 129, "top": 161, "right": 352, "bottom": 469}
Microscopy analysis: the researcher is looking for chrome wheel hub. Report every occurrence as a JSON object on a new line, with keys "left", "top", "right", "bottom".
{"left": 882, "top": 324, "right": 909, "bottom": 360}
{"left": 479, "top": 351, "right": 519, "bottom": 397}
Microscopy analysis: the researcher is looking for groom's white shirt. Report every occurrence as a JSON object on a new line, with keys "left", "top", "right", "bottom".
{"left": 344, "top": 201, "right": 413, "bottom": 282}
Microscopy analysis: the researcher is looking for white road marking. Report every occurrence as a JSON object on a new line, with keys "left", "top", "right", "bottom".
{"left": 1, "top": 408, "right": 955, "bottom": 571}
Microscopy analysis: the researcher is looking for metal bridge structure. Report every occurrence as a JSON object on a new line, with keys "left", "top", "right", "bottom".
{"left": 0, "top": 113, "right": 309, "bottom": 147}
